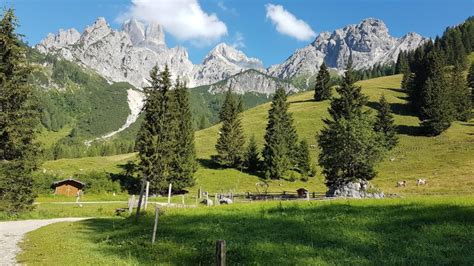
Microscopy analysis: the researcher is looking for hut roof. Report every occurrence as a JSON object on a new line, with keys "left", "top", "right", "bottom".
{"left": 296, "top": 188, "right": 308, "bottom": 192}
{"left": 51, "top": 178, "right": 85, "bottom": 189}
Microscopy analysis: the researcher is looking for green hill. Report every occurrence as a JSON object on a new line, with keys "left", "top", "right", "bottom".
{"left": 42, "top": 74, "right": 474, "bottom": 196}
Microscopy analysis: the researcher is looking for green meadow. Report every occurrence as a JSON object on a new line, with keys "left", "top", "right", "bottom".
{"left": 17, "top": 197, "right": 474, "bottom": 265}
{"left": 41, "top": 74, "right": 474, "bottom": 197}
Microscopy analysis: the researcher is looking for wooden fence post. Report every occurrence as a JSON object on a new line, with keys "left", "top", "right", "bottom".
{"left": 128, "top": 195, "right": 135, "bottom": 214}
{"left": 182, "top": 194, "right": 185, "bottom": 206}
{"left": 144, "top": 181, "right": 150, "bottom": 210}
{"left": 216, "top": 240, "right": 226, "bottom": 266}
{"left": 135, "top": 179, "right": 146, "bottom": 222}
{"left": 198, "top": 187, "right": 202, "bottom": 199}
{"left": 152, "top": 205, "right": 159, "bottom": 244}
{"left": 167, "top": 183, "right": 172, "bottom": 206}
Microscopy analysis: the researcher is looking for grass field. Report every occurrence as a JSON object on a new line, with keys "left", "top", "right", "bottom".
{"left": 41, "top": 74, "right": 474, "bottom": 196}
{"left": 17, "top": 197, "right": 474, "bottom": 265}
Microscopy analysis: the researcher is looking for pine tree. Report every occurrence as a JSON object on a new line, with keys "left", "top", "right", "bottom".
{"left": 314, "top": 62, "right": 331, "bottom": 101}
{"left": 420, "top": 49, "right": 454, "bottom": 135}
{"left": 136, "top": 66, "right": 176, "bottom": 193}
{"left": 296, "top": 139, "right": 312, "bottom": 178}
{"left": 0, "top": 9, "right": 40, "bottom": 213}
{"left": 263, "top": 87, "right": 298, "bottom": 179}
{"left": 215, "top": 89, "right": 246, "bottom": 167}
{"left": 468, "top": 62, "right": 474, "bottom": 89}
{"left": 374, "top": 95, "right": 398, "bottom": 150}
{"left": 245, "top": 135, "right": 260, "bottom": 172}
{"left": 327, "top": 58, "right": 368, "bottom": 121}
{"left": 450, "top": 63, "right": 472, "bottom": 121}
{"left": 318, "top": 59, "right": 385, "bottom": 189}
{"left": 170, "top": 80, "right": 197, "bottom": 191}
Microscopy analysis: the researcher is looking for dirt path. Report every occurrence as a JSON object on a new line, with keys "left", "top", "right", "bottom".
{"left": 0, "top": 217, "right": 90, "bottom": 265}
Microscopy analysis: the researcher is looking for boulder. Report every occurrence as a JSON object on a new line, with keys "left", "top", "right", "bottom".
{"left": 326, "top": 179, "right": 384, "bottom": 198}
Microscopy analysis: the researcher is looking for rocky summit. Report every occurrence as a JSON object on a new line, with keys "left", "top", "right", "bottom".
{"left": 36, "top": 17, "right": 427, "bottom": 90}
{"left": 35, "top": 18, "right": 263, "bottom": 89}
{"left": 268, "top": 18, "right": 427, "bottom": 79}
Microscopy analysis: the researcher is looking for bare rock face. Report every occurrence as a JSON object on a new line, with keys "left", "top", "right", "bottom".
{"left": 194, "top": 43, "right": 264, "bottom": 86}
{"left": 208, "top": 70, "right": 298, "bottom": 95}
{"left": 268, "top": 18, "right": 427, "bottom": 79}
{"left": 35, "top": 18, "right": 262, "bottom": 89}
{"left": 36, "top": 17, "right": 426, "bottom": 92}
{"left": 326, "top": 179, "right": 385, "bottom": 198}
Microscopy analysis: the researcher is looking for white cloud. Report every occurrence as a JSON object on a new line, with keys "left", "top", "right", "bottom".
{"left": 265, "top": 3, "right": 316, "bottom": 41}
{"left": 231, "top": 32, "right": 245, "bottom": 49}
{"left": 119, "top": 0, "right": 228, "bottom": 44}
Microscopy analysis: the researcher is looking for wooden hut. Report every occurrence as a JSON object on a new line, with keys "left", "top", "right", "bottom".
{"left": 51, "top": 179, "right": 85, "bottom": 196}
{"left": 296, "top": 188, "right": 309, "bottom": 198}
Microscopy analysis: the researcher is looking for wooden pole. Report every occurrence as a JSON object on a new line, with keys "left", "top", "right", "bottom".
{"left": 215, "top": 193, "right": 219, "bottom": 206}
{"left": 128, "top": 195, "right": 135, "bottom": 214}
{"left": 135, "top": 178, "right": 146, "bottom": 222}
{"left": 144, "top": 181, "right": 150, "bottom": 210}
{"left": 215, "top": 240, "right": 226, "bottom": 266}
{"left": 167, "top": 183, "right": 172, "bottom": 206}
{"left": 152, "top": 205, "right": 159, "bottom": 244}
{"left": 198, "top": 187, "right": 202, "bottom": 199}
{"left": 181, "top": 195, "right": 185, "bottom": 206}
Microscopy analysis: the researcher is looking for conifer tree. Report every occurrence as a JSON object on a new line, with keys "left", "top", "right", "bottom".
{"left": 215, "top": 89, "right": 245, "bottom": 167}
{"left": 468, "top": 62, "right": 474, "bottom": 89}
{"left": 170, "top": 80, "right": 197, "bottom": 190}
{"left": 318, "top": 59, "right": 385, "bottom": 189}
{"left": 450, "top": 64, "right": 472, "bottom": 121}
{"left": 245, "top": 135, "right": 260, "bottom": 172}
{"left": 263, "top": 87, "right": 298, "bottom": 179}
{"left": 420, "top": 49, "right": 454, "bottom": 135}
{"left": 327, "top": 58, "right": 368, "bottom": 121}
{"left": 136, "top": 66, "right": 176, "bottom": 193}
{"left": 296, "top": 139, "right": 312, "bottom": 178}
{"left": 314, "top": 62, "right": 331, "bottom": 101}
{"left": 374, "top": 95, "right": 398, "bottom": 150}
{"left": 0, "top": 9, "right": 40, "bottom": 213}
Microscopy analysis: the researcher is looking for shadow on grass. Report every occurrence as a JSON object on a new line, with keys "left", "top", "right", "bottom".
{"left": 197, "top": 158, "right": 222, "bottom": 170}
{"left": 367, "top": 101, "right": 415, "bottom": 117}
{"left": 396, "top": 125, "right": 425, "bottom": 136}
{"left": 77, "top": 202, "right": 474, "bottom": 265}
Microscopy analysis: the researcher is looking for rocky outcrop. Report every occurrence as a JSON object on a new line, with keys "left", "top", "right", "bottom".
{"left": 35, "top": 18, "right": 262, "bottom": 89}
{"left": 326, "top": 179, "right": 385, "bottom": 198}
{"left": 268, "top": 18, "right": 427, "bottom": 79}
{"left": 194, "top": 43, "right": 264, "bottom": 86}
{"left": 208, "top": 70, "right": 297, "bottom": 95}
{"left": 36, "top": 17, "right": 427, "bottom": 90}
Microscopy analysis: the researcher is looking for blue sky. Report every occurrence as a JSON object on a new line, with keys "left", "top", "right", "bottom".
{"left": 11, "top": 0, "right": 474, "bottom": 67}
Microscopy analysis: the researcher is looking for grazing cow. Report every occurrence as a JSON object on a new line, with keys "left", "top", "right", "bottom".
{"left": 219, "top": 197, "right": 233, "bottom": 204}
{"left": 416, "top": 179, "right": 426, "bottom": 186}
{"left": 396, "top": 180, "right": 407, "bottom": 187}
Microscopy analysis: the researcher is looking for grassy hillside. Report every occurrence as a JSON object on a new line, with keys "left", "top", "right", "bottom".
{"left": 17, "top": 197, "right": 474, "bottom": 265}
{"left": 42, "top": 74, "right": 474, "bottom": 196}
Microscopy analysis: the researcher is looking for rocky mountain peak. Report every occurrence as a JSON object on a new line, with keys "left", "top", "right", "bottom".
{"left": 122, "top": 19, "right": 166, "bottom": 48}
{"left": 270, "top": 17, "right": 427, "bottom": 79}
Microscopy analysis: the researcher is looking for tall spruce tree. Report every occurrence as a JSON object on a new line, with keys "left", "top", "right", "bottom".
{"left": 215, "top": 88, "right": 245, "bottom": 167}
{"left": 263, "top": 87, "right": 298, "bottom": 179}
{"left": 0, "top": 9, "right": 40, "bottom": 213}
{"left": 170, "top": 80, "right": 197, "bottom": 190}
{"left": 318, "top": 59, "right": 385, "bottom": 188}
{"left": 420, "top": 49, "right": 454, "bottom": 135}
{"left": 314, "top": 62, "right": 331, "bottom": 101}
{"left": 450, "top": 64, "right": 472, "bottom": 121}
{"left": 296, "top": 139, "right": 312, "bottom": 178}
{"left": 245, "top": 135, "right": 260, "bottom": 172}
{"left": 327, "top": 58, "right": 368, "bottom": 121}
{"left": 136, "top": 66, "right": 176, "bottom": 193}
{"left": 374, "top": 95, "right": 398, "bottom": 150}
{"left": 468, "top": 62, "right": 474, "bottom": 104}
